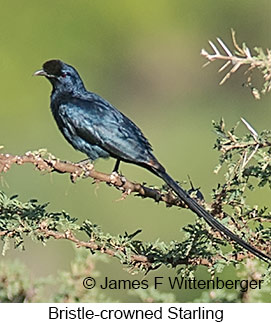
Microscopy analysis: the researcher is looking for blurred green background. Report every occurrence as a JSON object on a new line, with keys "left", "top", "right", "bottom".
{"left": 1, "top": 0, "right": 271, "bottom": 302}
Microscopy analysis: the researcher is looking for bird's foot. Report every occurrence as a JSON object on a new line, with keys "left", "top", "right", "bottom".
{"left": 109, "top": 171, "right": 120, "bottom": 184}
{"left": 109, "top": 171, "right": 126, "bottom": 187}
{"left": 109, "top": 172, "right": 131, "bottom": 201}
{"left": 111, "top": 172, "right": 130, "bottom": 201}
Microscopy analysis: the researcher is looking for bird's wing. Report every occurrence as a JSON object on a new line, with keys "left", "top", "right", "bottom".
{"left": 59, "top": 96, "right": 154, "bottom": 164}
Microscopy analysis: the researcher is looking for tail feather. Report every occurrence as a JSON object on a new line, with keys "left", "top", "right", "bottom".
{"left": 154, "top": 169, "right": 271, "bottom": 263}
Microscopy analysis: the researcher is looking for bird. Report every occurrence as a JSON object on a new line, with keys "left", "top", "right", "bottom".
{"left": 34, "top": 59, "right": 271, "bottom": 263}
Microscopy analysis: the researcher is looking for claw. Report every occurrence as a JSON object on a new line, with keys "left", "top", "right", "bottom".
{"left": 109, "top": 171, "right": 119, "bottom": 184}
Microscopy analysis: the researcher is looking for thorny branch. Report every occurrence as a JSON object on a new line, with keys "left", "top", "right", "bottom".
{"left": 0, "top": 220, "right": 250, "bottom": 270}
{"left": 217, "top": 118, "right": 271, "bottom": 156}
{"left": 37, "top": 221, "right": 152, "bottom": 268}
{"left": 0, "top": 150, "right": 186, "bottom": 208}
{"left": 38, "top": 223, "right": 209, "bottom": 269}
{"left": 201, "top": 29, "right": 271, "bottom": 99}
{"left": 0, "top": 146, "right": 270, "bottom": 267}
{"left": 37, "top": 222, "right": 253, "bottom": 268}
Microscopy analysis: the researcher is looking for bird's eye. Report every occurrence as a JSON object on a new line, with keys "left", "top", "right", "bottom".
{"left": 61, "top": 72, "right": 71, "bottom": 78}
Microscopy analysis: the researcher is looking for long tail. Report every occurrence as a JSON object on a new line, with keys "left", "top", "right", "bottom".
{"left": 153, "top": 168, "right": 271, "bottom": 263}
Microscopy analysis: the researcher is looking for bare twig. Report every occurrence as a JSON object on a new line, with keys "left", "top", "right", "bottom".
{"left": 201, "top": 29, "right": 271, "bottom": 98}
{"left": 201, "top": 32, "right": 254, "bottom": 85}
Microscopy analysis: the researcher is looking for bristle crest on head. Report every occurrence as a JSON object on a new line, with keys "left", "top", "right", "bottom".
{"left": 43, "top": 60, "right": 64, "bottom": 76}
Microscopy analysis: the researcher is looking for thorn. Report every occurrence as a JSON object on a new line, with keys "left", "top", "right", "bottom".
{"left": 208, "top": 40, "right": 220, "bottom": 55}
{"left": 217, "top": 37, "right": 232, "bottom": 56}
{"left": 241, "top": 117, "right": 258, "bottom": 140}
{"left": 218, "top": 61, "right": 231, "bottom": 73}
{"left": 202, "top": 61, "right": 211, "bottom": 68}
{"left": 187, "top": 175, "right": 194, "bottom": 190}
{"left": 230, "top": 62, "right": 242, "bottom": 73}
{"left": 219, "top": 71, "right": 232, "bottom": 85}
{"left": 244, "top": 47, "right": 252, "bottom": 59}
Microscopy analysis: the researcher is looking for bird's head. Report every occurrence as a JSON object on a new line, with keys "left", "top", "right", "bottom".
{"left": 34, "top": 60, "right": 85, "bottom": 92}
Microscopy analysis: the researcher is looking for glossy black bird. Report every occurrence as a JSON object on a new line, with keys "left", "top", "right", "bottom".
{"left": 34, "top": 59, "right": 271, "bottom": 263}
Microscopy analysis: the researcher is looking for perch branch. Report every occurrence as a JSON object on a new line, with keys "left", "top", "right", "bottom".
{"left": 0, "top": 151, "right": 187, "bottom": 208}
{"left": 1, "top": 149, "right": 269, "bottom": 266}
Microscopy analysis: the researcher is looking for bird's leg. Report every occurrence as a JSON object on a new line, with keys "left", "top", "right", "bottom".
{"left": 110, "top": 159, "right": 121, "bottom": 182}
{"left": 113, "top": 159, "right": 121, "bottom": 173}
{"left": 109, "top": 159, "right": 126, "bottom": 187}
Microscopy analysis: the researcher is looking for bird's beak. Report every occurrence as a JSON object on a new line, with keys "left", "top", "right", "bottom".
{"left": 33, "top": 69, "right": 48, "bottom": 77}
